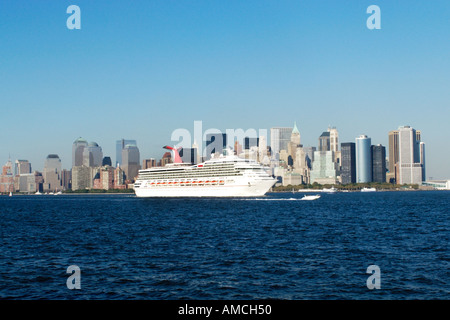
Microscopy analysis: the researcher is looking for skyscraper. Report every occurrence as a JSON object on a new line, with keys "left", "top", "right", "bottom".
{"left": 340, "top": 142, "right": 356, "bottom": 184}
{"left": 310, "top": 151, "right": 338, "bottom": 184}
{"left": 356, "top": 135, "right": 372, "bottom": 183}
{"left": 420, "top": 142, "right": 426, "bottom": 181}
{"left": 116, "top": 139, "right": 137, "bottom": 167}
{"left": 398, "top": 126, "right": 423, "bottom": 184}
{"left": 72, "top": 137, "right": 88, "bottom": 167}
{"left": 318, "top": 131, "right": 330, "bottom": 152}
{"left": 83, "top": 142, "right": 103, "bottom": 167}
{"left": 328, "top": 127, "right": 339, "bottom": 153}
{"left": 371, "top": 144, "right": 386, "bottom": 183}
{"left": 43, "top": 154, "right": 62, "bottom": 192}
{"left": 0, "top": 159, "right": 14, "bottom": 193}
{"left": 122, "top": 144, "right": 140, "bottom": 181}
{"left": 270, "top": 127, "right": 292, "bottom": 159}
{"left": 15, "top": 160, "right": 31, "bottom": 176}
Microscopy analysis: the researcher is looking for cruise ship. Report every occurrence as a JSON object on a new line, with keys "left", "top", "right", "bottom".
{"left": 133, "top": 146, "right": 276, "bottom": 197}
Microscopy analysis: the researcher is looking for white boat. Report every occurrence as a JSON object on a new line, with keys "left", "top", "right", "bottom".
{"left": 361, "top": 187, "right": 376, "bottom": 192}
{"left": 9, "top": 192, "right": 12, "bottom": 197}
{"left": 301, "top": 194, "right": 321, "bottom": 201}
{"left": 322, "top": 187, "right": 337, "bottom": 193}
{"left": 35, "top": 191, "right": 42, "bottom": 195}
{"left": 134, "top": 146, "right": 276, "bottom": 198}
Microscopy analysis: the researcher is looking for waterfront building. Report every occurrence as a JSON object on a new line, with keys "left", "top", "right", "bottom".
{"left": 114, "top": 166, "right": 126, "bottom": 189}
{"left": 0, "top": 159, "right": 14, "bottom": 193}
{"left": 83, "top": 142, "right": 103, "bottom": 167}
{"left": 310, "top": 151, "right": 338, "bottom": 184}
{"left": 93, "top": 166, "right": 114, "bottom": 190}
{"left": 388, "top": 129, "right": 422, "bottom": 182}
{"left": 371, "top": 144, "right": 386, "bottom": 183}
{"left": 72, "top": 137, "right": 88, "bottom": 167}
{"left": 43, "top": 154, "right": 62, "bottom": 192}
{"left": 61, "top": 169, "right": 72, "bottom": 190}
{"left": 122, "top": 144, "right": 140, "bottom": 181}
{"left": 116, "top": 139, "right": 137, "bottom": 167}
{"left": 16, "top": 173, "right": 37, "bottom": 193}
{"left": 356, "top": 135, "right": 372, "bottom": 183}
{"left": 72, "top": 166, "right": 94, "bottom": 190}
{"left": 420, "top": 142, "right": 426, "bottom": 181}
{"left": 340, "top": 142, "right": 356, "bottom": 184}
{"left": 398, "top": 126, "right": 423, "bottom": 185}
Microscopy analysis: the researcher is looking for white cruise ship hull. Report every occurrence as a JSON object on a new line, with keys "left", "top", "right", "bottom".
{"left": 135, "top": 179, "right": 275, "bottom": 198}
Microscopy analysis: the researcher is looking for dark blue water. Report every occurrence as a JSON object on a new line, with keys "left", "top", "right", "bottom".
{"left": 1, "top": 191, "right": 449, "bottom": 300}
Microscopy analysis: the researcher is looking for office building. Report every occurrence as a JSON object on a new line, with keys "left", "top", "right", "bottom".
{"left": 116, "top": 139, "right": 137, "bottom": 167}
{"left": 43, "top": 154, "right": 63, "bottom": 192}
{"left": 15, "top": 160, "right": 31, "bottom": 176}
{"left": 398, "top": 126, "right": 423, "bottom": 184}
{"left": 371, "top": 144, "right": 386, "bottom": 183}
{"left": 310, "top": 151, "right": 338, "bottom": 184}
{"left": 122, "top": 144, "right": 140, "bottom": 181}
{"left": 270, "top": 127, "right": 293, "bottom": 159}
{"left": 72, "top": 166, "right": 94, "bottom": 190}
{"left": 0, "top": 159, "right": 14, "bottom": 193}
{"left": 356, "top": 135, "right": 372, "bottom": 183}
{"left": 72, "top": 137, "right": 88, "bottom": 167}
{"left": 83, "top": 142, "right": 103, "bottom": 167}
{"left": 340, "top": 142, "right": 356, "bottom": 184}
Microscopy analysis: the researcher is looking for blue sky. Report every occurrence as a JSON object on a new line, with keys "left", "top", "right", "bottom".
{"left": 1, "top": 1, "right": 449, "bottom": 179}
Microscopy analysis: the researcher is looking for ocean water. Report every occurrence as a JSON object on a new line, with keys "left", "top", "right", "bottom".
{"left": 0, "top": 191, "right": 449, "bottom": 300}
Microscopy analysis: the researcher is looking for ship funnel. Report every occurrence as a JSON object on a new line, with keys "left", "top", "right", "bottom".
{"left": 163, "top": 146, "right": 183, "bottom": 164}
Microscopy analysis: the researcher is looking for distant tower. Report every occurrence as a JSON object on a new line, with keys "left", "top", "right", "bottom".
{"left": 340, "top": 142, "right": 356, "bottom": 184}
{"left": 371, "top": 144, "right": 386, "bottom": 183}
{"left": 328, "top": 127, "right": 339, "bottom": 153}
{"left": 116, "top": 139, "right": 137, "bottom": 167}
{"left": 15, "top": 160, "right": 31, "bottom": 176}
{"left": 122, "top": 144, "right": 140, "bottom": 181}
{"left": 83, "top": 142, "right": 103, "bottom": 167}
{"left": 356, "top": 135, "right": 372, "bottom": 183}
{"left": 43, "top": 154, "right": 62, "bottom": 191}
{"left": 270, "top": 127, "right": 293, "bottom": 159}
{"left": 420, "top": 142, "right": 426, "bottom": 181}
{"left": 72, "top": 137, "right": 88, "bottom": 167}
{"left": 290, "top": 122, "right": 301, "bottom": 146}
{"left": 318, "top": 131, "right": 330, "bottom": 152}
{"left": 398, "top": 126, "right": 423, "bottom": 184}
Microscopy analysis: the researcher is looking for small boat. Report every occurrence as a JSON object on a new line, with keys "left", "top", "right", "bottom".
{"left": 301, "top": 194, "right": 321, "bottom": 201}
{"left": 322, "top": 187, "right": 337, "bottom": 193}
{"left": 35, "top": 191, "right": 42, "bottom": 195}
{"left": 361, "top": 187, "right": 376, "bottom": 192}
{"left": 9, "top": 192, "right": 12, "bottom": 197}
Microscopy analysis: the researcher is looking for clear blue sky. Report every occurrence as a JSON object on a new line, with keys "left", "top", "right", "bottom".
{"left": 1, "top": 0, "right": 449, "bottom": 179}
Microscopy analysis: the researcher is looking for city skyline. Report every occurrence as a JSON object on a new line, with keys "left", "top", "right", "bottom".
{"left": 1, "top": 1, "right": 449, "bottom": 179}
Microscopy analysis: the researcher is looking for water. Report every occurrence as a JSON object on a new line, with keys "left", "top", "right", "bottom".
{"left": 0, "top": 191, "right": 449, "bottom": 300}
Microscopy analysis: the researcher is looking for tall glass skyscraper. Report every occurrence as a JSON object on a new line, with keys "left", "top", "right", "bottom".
{"left": 270, "top": 127, "right": 293, "bottom": 159}
{"left": 340, "top": 142, "right": 356, "bottom": 184}
{"left": 116, "top": 139, "right": 137, "bottom": 167}
{"left": 43, "top": 154, "right": 62, "bottom": 191}
{"left": 398, "top": 126, "right": 423, "bottom": 184}
{"left": 83, "top": 142, "right": 103, "bottom": 167}
{"left": 371, "top": 144, "right": 386, "bottom": 183}
{"left": 122, "top": 144, "right": 140, "bottom": 181}
{"left": 356, "top": 135, "right": 372, "bottom": 183}
{"left": 72, "top": 137, "right": 88, "bottom": 167}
